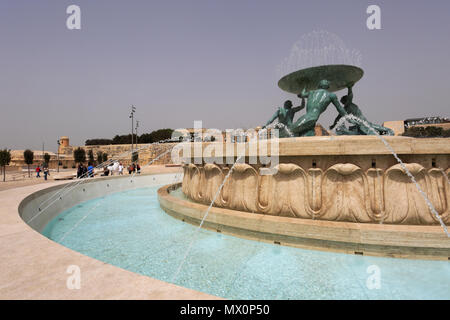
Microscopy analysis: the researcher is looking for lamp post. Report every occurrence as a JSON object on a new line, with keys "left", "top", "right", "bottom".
{"left": 57, "top": 140, "right": 60, "bottom": 173}
{"left": 135, "top": 120, "right": 139, "bottom": 163}
{"left": 135, "top": 120, "right": 139, "bottom": 146}
{"left": 129, "top": 105, "right": 136, "bottom": 161}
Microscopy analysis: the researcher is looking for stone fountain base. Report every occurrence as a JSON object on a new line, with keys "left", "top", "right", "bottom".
{"left": 158, "top": 183, "right": 449, "bottom": 260}
{"left": 158, "top": 136, "right": 450, "bottom": 259}
{"left": 181, "top": 136, "right": 450, "bottom": 225}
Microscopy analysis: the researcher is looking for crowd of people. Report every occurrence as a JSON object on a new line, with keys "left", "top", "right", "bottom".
{"left": 76, "top": 163, "right": 95, "bottom": 178}
{"left": 34, "top": 161, "right": 142, "bottom": 180}
{"left": 77, "top": 162, "right": 141, "bottom": 178}
{"left": 35, "top": 165, "right": 50, "bottom": 180}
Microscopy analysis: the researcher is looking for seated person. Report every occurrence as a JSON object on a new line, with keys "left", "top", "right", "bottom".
{"left": 101, "top": 167, "right": 110, "bottom": 176}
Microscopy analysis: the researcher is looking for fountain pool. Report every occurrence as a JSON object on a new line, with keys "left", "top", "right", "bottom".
{"left": 42, "top": 185, "right": 450, "bottom": 300}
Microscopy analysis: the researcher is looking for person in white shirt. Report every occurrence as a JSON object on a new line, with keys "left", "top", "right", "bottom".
{"left": 111, "top": 161, "right": 119, "bottom": 175}
{"left": 118, "top": 163, "right": 124, "bottom": 175}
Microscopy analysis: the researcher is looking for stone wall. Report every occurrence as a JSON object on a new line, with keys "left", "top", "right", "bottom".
{"left": 59, "top": 143, "right": 177, "bottom": 166}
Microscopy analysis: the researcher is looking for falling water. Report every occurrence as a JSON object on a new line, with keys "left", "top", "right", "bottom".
{"left": 172, "top": 155, "right": 244, "bottom": 282}
{"left": 57, "top": 144, "right": 182, "bottom": 243}
{"left": 29, "top": 137, "right": 180, "bottom": 225}
{"left": 276, "top": 30, "right": 363, "bottom": 79}
{"left": 374, "top": 165, "right": 385, "bottom": 224}
{"left": 259, "top": 122, "right": 295, "bottom": 138}
{"left": 334, "top": 114, "right": 449, "bottom": 237}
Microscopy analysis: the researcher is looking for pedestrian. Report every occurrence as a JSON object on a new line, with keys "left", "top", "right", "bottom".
{"left": 82, "top": 165, "right": 88, "bottom": 178}
{"left": 119, "top": 163, "right": 124, "bottom": 175}
{"left": 87, "top": 162, "right": 94, "bottom": 178}
{"left": 77, "top": 164, "right": 83, "bottom": 178}
{"left": 43, "top": 167, "right": 49, "bottom": 181}
{"left": 108, "top": 164, "right": 113, "bottom": 176}
{"left": 136, "top": 163, "right": 141, "bottom": 174}
{"left": 112, "top": 161, "right": 119, "bottom": 175}
{"left": 36, "top": 165, "right": 41, "bottom": 178}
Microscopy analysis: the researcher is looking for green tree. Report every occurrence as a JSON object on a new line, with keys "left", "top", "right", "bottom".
{"left": 443, "top": 129, "right": 450, "bottom": 138}
{"left": 132, "top": 151, "right": 139, "bottom": 163}
{"left": 403, "top": 126, "right": 447, "bottom": 138}
{"left": 152, "top": 128, "right": 174, "bottom": 142}
{"left": 23, "top": 149, "right": 34, "bottom": 177}
{"left": 139, "top": 133, "right": 152, "bottom": 144}
{"left": 102, "top": 152, "right": 108, "bottom": 163}
{"left": 112, "top": 134, "right": 132, "bottom": 145}
{"left": 88, "top": 149, "right": 95, "bottom": 165}
{"left": 96, "top": 151, "right": 103, "bottom": 165}
{"left": 0, "top": 149, "right": 11, "bottom": 182}
{"left": 73, "top": 147, "right": 86, "bottom": 165}
{"left": 85, "top": 139, "right": 113, "bottom": 146}
{"left": 44, "top": 153, "right": 51, "bottom": 167}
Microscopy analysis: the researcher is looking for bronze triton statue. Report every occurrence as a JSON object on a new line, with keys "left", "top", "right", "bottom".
{"left": 330, "top": 84, "right": 394, "bottom": 136}
{"left": 262, "top": 98, "right": 305, "bottom": 138}
{"left": 264, "top": 64, "right": 394, "bottom": 137}
{"left": 291, "top": 79, "right": 349, "bottom": 136}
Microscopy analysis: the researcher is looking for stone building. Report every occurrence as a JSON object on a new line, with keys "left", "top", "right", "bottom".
{"left": 58, "top": 137, "right": 176, "bottom": 167}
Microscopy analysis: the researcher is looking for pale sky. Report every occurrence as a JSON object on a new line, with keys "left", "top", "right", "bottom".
{"left": 1, "top": 0, "right": 449, "bottom": 152}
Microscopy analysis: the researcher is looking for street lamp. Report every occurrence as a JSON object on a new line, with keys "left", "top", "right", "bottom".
{"left": 129, "top": 105, "right": 136, "bottom": 164}
{"left": 135, "top": 120, "right": 139, "bottom": 145}
{"left": 134, "top": 120, "right": 140, "bottom": 163}
{"left": 57, "top": 139, "right": 60, "bottom": 173}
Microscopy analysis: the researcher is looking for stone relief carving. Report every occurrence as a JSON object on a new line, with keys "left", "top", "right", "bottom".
{"left": 182, "top": 162, "right": 450, "bottom": 225}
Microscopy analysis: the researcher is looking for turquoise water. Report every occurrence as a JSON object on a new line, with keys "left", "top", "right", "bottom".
{"left": 42, "top": 186, "right": 450, "bottom": 299}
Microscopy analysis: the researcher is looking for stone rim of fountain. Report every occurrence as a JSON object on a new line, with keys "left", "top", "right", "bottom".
{"left": 159, "top": 135, "right": 450, "bottom": 260}
{"left": 158, "top": 182, "right": 450, "bottom": 260}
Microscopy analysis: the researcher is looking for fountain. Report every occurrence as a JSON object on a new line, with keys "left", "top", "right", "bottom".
{"left": 13, "top": 32, "right": 449, "bottom": 299}
{"left": 158, "top": 64, "right": 450, "bottom": 260}
{"left": 18, "top": 66, "right": 449, "bottom": 299}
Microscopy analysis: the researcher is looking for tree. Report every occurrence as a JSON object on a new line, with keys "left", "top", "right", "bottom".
{"left": 88, "top": 149, "right": 95, "bottom": 165}
{"left": 0, "top": 149, "right": 11, "bottom": 182}
{"left": 139, "top": 133, "right": 152, "bottom": 144}
{"left": 403, "top": 126, "right": 449, "bottom": 138}
{"left": 444, "top": 129, "right": 450, "bottom": 138}
{"left": 112, "top": 134, "right": 132, "bottom": 145}
{"left": 102, "top": 152, "right": 108, "bottom": 163}
{"left": 150, "top": 128, "right": 174, "bottom": 142}
{"left": 44, "top": 153, "right": 51, "bottom": 167}
{"left": 132, "top": 151, "right": 139, "bottom": 163}
{"left": 85, "top": 139, "right": 113, "bottom": 146}
{"left": 23, "top": 149, "right": 34, "bottom": 178}
{"left": 73, "top": 147, "right": 86, "bottom": 165}
{"left": 138, "top": 129, "right": 174, "bottom": 144}
{"left": 96, "top": 151, "right": 103, "bottom": 165}
{"left": 84, "top": 129, "right": 174, "bottom": 146}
